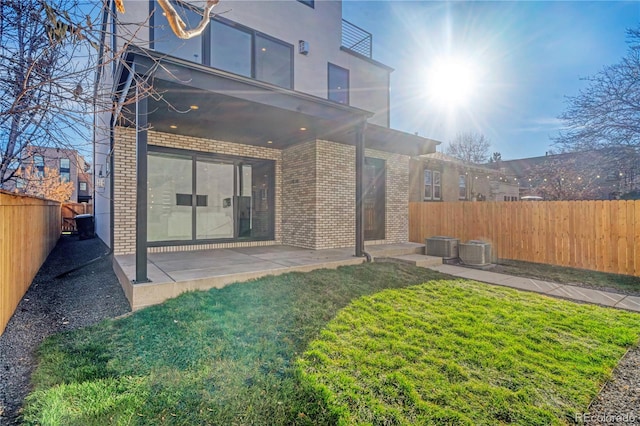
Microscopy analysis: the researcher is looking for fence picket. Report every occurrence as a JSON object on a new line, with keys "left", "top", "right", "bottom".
{"left": 409, "top": 200, "right": 640, "bottom": 277}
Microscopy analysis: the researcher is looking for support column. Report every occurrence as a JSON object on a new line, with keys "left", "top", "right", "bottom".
{"left": 135, "top": 83, "right": 150, "bottom": 283}
{"left": 355, "top": 120, "right": 367, "bottom": 257}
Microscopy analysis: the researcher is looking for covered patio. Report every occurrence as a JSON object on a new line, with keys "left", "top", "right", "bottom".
{"left": 114, "top": 242, "right": 425, "bottom": 310}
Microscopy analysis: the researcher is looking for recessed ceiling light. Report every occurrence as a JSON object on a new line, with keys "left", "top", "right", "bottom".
{"left": 190, "top": 105, "right": 199, "bottom": 110}
{"left": 267, "top": 140, "right": 273, "bottom": 144}
{"left": 169, "top": 125, "right": 178, "bottom": 129}
{"left": 299, "top": 127, "right": 307, "bottom": 131}
{"left": 261, "top": 47, "right": 267, "bottom": 52}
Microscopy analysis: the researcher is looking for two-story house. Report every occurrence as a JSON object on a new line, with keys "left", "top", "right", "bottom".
{"left": 94, "top": 0, "right": 440, "bottom": 303}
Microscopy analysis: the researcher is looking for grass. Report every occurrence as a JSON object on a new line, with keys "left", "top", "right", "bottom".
{"left": 22, "top": 263, "right": 449, "bottom": 425}
{"left": 21, "top": 263, "right": 640, "bottom": 425}
{"left": 297, "top": 280, "right": 640, "bottom": 425}
{"left": 493, "top": 259, "right": 640, "bottom": 294}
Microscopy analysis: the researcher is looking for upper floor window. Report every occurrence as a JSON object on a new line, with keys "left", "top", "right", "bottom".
{"left": 210, "top": 20, "right": 252, "bottom": 77}
{"left": 458, "top": 175, "right": 466, "bottom": 199}
{"left": 60, "top": 158, "right": 71, "bottom": 183}
{"left": 152, "top": 0, "right": 203, "bottom": 64}
{"left": 210, "top": 19, "right": 293, "bottom": 88}
{"left": 34, "top": 155, "right": 45, "bottom": 177}
{"left": 297, "top": 0, "right": 314, "bottom": 8}
{"left": 424, "top": 169, "right": 441, "bottom": 201}
{"left": 328, "top": 63, "right": 349, "bottom": 104}
{"left": 255, "top": 34, "right": 293, "bottom": 88}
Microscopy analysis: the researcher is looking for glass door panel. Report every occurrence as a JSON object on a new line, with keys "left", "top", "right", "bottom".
{"left": 148, "top": 153, "right": 193, "bottom": 242}
{"left": 196, "top": 160, "right": 235, "bottom": 239}
{"left": 237, "top": 164, "right": 252, "bottom": 237}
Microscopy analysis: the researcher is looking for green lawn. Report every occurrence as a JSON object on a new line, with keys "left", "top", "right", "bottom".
{"left": 298, "top": 280, "right": 640, "bottom": 425}
{"left": 21, "top": 263, "right": 640, "bottom": 425}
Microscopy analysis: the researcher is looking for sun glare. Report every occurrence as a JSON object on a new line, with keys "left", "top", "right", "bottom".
{"left": 426, "top": 57, "right": 478, "bottom": 108}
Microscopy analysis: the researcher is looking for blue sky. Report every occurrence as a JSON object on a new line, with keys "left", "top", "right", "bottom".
{"left": 343, "top": 1, "right": 640, "bottom": 160}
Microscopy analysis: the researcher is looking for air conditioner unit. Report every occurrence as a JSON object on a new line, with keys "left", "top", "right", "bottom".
{"left": 425, "top": 236, "right": 459, "bottom": 259}
{"left": 459, "top": 240, "right": 492, "bottom": 266}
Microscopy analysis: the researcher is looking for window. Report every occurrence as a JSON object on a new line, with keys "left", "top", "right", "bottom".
{"left": 459, "top": 175, "right": 467, "bottom": 199}
{"left": 210, "top": 18, "right": 293, "bottom": 89}
{"left": 328, "top": 63, "right": 349, "bottom": 104}
{"left": 79, "top": 182, "right": 87, "bottom": 191}
{"left": 152, "top": 0, "right": 203, "bottom": 63}
{"left": 297, "top": 0, "right": 314, "bottom": 8}
{"left": 424, "top": 169, "right": 441, "bottom": 201}
{"left": 210, "top": 20, "right": 252, "bottom": 77}
{"left": 34, "top": 155, "right": 44, "bottom": 177}
{"left": 147, "top": 147, "right": 275, "bottom": 244}
{"left": 16, "top": 178, "right": 25, "bottom": 189}
{"left": 60, "top": 158, "right": 70, "bottom": 183}
{"left": 255, "top": 34, "right": 293, "bottom": 88}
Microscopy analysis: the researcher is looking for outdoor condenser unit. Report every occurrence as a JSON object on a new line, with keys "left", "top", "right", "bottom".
{"left": 425, "top": 236, "right": 459, "bottom": 259}
{"left": 459, "top": 240, "right": 492, "bottom": 266}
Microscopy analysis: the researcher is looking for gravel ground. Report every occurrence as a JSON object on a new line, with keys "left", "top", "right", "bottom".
{"left": 0, "top": 235, "right": 130, "bottom": 425}
{"left": 0, "top": 238, "right": 639, "bottom": 425}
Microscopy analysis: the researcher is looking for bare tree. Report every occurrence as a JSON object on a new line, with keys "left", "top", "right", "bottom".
{"left": 555, "top": 29, "right": 640, "bottom": 154}
{"left": 0, "top": 0, "right": 220, "bottom": 188}
{"left": 0, "top": 0, "right": 92, "bottom": 187}
{"left": 445, "top": 132, "right": 491, "bottom": 164}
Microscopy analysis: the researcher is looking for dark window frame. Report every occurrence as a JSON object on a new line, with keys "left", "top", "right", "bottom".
{"left": 328, "top": 62, "right": 349, "bottom": 105}
{"left": 297, "top": 0, "right": 314, "bottom": 8}
{"left": 149, "top": 1, "right": 294, "bottom": 89}
{"left": 147, "top": 145, "right": 276, "bottom": 247}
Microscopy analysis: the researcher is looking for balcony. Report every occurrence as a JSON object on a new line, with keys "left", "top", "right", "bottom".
{"left": 341, "top": 19, "right": 372, "bottom": 59}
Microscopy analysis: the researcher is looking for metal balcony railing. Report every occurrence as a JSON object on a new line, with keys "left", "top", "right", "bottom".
{"left": 341, "top": 19, "right": 372, "bottom": 59}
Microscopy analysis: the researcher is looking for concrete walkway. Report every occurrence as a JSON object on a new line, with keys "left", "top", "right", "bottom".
{"left": 387, "top": 255, "right": 640, "bottom": 313}
{"left": 430, "top": 263, "right": 640, "bottom": 312}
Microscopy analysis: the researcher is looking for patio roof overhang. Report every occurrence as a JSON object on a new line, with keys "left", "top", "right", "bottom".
{"left": 112, "top": 47, "right": 439, "bottom": 283}
{"left": 114, "top": 47, "right": 439, "bottom": 156}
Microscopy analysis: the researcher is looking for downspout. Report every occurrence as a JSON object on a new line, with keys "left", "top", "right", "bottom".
{"left": 355, "top": 120, "right": 371, "bottom": 262}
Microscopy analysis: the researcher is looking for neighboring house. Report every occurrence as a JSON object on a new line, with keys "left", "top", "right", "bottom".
{"left": 496, "top": 148, "right": 640, "bottom": 200}
{"left": 94, "top": 0, "right": 441, "bottom": 282}
{"left": 3, "top": 146, "right": 92, "bottom": 203}
{"left": 409, "top": 152, "right": 520, "bottom": 202}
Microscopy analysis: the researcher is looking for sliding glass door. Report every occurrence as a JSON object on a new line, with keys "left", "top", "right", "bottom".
{"left": 147, "top": 148, "right": 274, "bottom": 245}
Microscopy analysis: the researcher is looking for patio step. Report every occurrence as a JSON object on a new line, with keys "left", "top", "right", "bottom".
{"left": 380, "top": 254, "right": 443, "bottom": 268}
{"left": 367, "top": 243, "right": 424, "bottom": 258}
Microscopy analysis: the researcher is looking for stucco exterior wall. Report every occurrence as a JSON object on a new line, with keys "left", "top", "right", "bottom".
{"left": 117, "top": 1, "right": 390, "bottom": 126}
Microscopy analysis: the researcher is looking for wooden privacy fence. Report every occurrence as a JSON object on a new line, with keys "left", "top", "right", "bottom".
{"left": 409, "top": 201, "right": 640, "bottom": 277}
{"left": 61, "top": 202, "right": 93, "bottom": 233}
{"left": 1, "top": 191, "right": 60, "bottom": 335}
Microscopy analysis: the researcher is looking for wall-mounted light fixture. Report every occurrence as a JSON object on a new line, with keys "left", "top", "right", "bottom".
{"left": 299, "top": 40, "right": 309, "bottom": 55}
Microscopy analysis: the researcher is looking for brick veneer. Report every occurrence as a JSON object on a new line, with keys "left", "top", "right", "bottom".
{"left": 113, "top": 128, "right": 282, "bottom": 255}
{"left": 113, "top": 128, "right": 410, "bottom": 255}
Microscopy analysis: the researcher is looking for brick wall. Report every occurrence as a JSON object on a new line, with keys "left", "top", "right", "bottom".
{"left": 282, "top": 141, "right": 317, "bottom": 248}
{"left": 113, "top": 128, "right": 411, "bottom": 254}
{"left": 113, "top": 128, "right": 282, "bottom": 255}
{"left": 316, "top": 140, "right": 356, "bottom": 248}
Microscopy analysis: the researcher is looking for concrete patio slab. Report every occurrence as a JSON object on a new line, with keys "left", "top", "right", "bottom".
{"left": 114, "top": 243, "right": 421, "bottom": 310}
